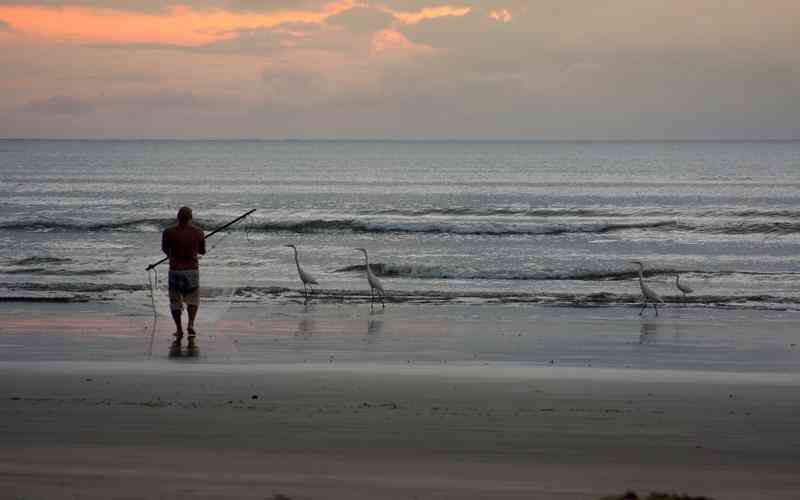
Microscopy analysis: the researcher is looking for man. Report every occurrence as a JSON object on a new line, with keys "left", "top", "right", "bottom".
{"left": 162, "top": 206, "right": 205, "bottom": 348}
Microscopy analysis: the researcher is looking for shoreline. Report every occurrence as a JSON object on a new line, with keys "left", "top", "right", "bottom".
{"left": 1, "top": 301, "right": 797, "bottom": 373}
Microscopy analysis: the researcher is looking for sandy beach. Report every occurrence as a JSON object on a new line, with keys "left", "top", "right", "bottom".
{"left": 1, "top": 301, "right": 799, "bottom": 499}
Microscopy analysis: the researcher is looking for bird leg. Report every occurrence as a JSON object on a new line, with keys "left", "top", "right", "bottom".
{"left": 639, "top": 301, "right": 648, "bottom": 315}
{"left": 653, "top": 303, "right": 659, "bottom": 316}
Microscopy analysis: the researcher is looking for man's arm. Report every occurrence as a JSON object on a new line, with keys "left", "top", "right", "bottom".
{"left": 162, "top": 230, "right": 170, "bottom": 256}
{"left": 198, "top": 229, "right": 206, "bottom": 255}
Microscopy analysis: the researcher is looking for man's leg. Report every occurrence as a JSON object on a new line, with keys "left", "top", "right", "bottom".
{"left": 185, "top": 272, "right": 200, "bottom": 338}
{"left": 168, "top": 272, "right": 185, "bottom": 339}
{"left": 187, "top": 305, "right": 198, "bottom": 335}
{"left": 171, "top": 308, "right": 183, "bottom": 337}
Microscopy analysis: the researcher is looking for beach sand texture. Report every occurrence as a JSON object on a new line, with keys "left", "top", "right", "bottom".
{"left": 2, "top": 302, "right": 799, "bottom": 499}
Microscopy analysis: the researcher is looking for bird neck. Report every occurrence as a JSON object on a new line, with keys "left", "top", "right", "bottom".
{"left": 362, "top": 253, "right": 372, "bottom": 273}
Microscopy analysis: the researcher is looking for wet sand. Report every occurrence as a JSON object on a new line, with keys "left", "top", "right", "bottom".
{"left": 1, "top": 302, "right": 799, "bottom": 499}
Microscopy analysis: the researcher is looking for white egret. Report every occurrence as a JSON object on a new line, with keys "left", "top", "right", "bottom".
{"left": 631, "top": 261, "right": 664, "bottom": 316}
{"left": 286, "top": 244, "right": 319, "bottom": 299}
{"left": 355, "top": 247, "right": 384, "bottom": 307}
{"left": 675, "top": 274, "right": 693, "bottom": 297}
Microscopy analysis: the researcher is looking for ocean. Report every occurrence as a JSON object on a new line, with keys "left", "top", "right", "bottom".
{"left": 1, "top": 139, "right": 799, "bottom": 312}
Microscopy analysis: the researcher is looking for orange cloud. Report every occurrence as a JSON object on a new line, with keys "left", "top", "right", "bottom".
{"left": 371, "top": 28, "right": 426, "bottom": 54}
{"left": 390, "top": 5, "right": 471, "bottom": 25}
{"left": 0, "top": 2, "right": 354, "bottom": 46}
{"left": 489, "top": 9, "right": 512, "bottom": 23}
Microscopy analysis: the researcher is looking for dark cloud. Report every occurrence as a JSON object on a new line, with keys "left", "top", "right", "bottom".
{"left": 273, "top": 21, "right": 321, "bottom": 34}
{"left": 108, "top": 90, "right": 210, "bottom": 110}
{"left": 22, "top": 91, "right": 222, "bottom": 117}
{"left": 398, "top": 8, "right": 526, "bottom": 52}
{"left": 84, "top": 32, "right": 285, "bottom": 54}
{"left": 374, "top": 0, "right": 503, "bottom": 9}
{"left": 222, "top": 0, "right": 323, "bottom": 12}
{"left": 25, "top": 95, "right": 94, "bottom": 114}
{"left": 0, "top": 19, "right": 10, "bottom": 31}
{"left": 200, "top": 28, "right": 286, "bottom": 54}
{"left": 327, "top": 6, "right": 395, "bottom": 34}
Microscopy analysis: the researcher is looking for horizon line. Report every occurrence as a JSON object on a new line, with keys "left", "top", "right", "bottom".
{"left": 1, "top": 137, "right": 798, "bottom": 143}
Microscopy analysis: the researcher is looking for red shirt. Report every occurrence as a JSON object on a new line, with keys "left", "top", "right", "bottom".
{"left": 162, "top": 223, "right": 206, "bottom": 270}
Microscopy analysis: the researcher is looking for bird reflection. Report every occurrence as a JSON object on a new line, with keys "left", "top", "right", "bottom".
{"left": 638, "top": 320, "right": 663, "bottom": 344}
{"left": 639, "top": 320, "right": 685, "bottom": 344}
{"left": 365, "top": 309, "right": 384, "bottom": 345}
{"left": 295, "top": 317, "right": 315, "bottom": 340}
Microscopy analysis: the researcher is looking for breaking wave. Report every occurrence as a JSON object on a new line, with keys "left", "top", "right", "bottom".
{"left": 0, "top": 218, "right": 169, "bottom": 233}
{"left": 5, "top": 217, "right": 799, "bottom": 236}
{"left": 8, "top": 256, "right": 73, "bottom": 265}
{"left": 369, "top": 207, "right": 800, "bottom": 219}
{"left": 333, "top": 263, "right": 781, "bottom": 281}
{"left": 0, "top": 268, "right": 116, "bottom": 276}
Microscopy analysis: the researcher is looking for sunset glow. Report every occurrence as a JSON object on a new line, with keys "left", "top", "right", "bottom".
{"left": 391, "top": 6, "right": 471, "bottom": 25}
{"left": 489, "top": 9, "right": 512, "bottom": 23}
{"left": 1, "top": 0, "right": 797, "bottom": 139}
{"left": 0, "top": 2, "right": 473, "bottom": 46}
{"left": 371, "top": 29, "right": 424, "bottom": 54}
{"left": 0, "top": 2, "right": 354, "bottom": 46}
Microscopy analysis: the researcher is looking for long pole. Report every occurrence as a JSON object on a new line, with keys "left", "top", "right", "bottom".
{"left": 145, "top": 208, "right": 256, "bottom": 271}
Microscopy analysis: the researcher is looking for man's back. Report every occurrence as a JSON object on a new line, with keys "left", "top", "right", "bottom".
{"left": 162, "top": 224, "right": 205, "bottom": 270}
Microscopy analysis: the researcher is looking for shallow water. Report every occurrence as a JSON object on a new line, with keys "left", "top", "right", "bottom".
{"left": 1, "top": 139, "right": 799, "bottom": 311}
{"left": 1, "top": 301, "right": 798, "bottom": 376}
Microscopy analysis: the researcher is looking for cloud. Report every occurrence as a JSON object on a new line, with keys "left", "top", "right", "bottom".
{"left": 80, "top": 19, "right": 354, "bottom": 55}
{"left": 396, "top": 7, "right": 526, "bottom": 60}
{"left": 107, "top": 90, "right": 213, "bottom": 110}
{"left": 272, "top": 21, "right": 321, "bottom": 34}
{"left": 25, "top": 95, "right": 94, "bottom": 114}
{"left": 22, "top": 91, "right": 224, "bottom": 117}
{"left": 0, "top": 3, "right": 342, "bottom": 46}
{"left": 0, "top": 1, "right": 328, "bottom": 14}
{"left": 327, "top": 6, "right": 395, "bottom": 34}
{"left": 0, "top": 18, "right": 9, "bottom": 30}
{"left": 197, "top": 27, "right": 287, "bottom": 53}
{"left": 389, "top": 4, "right": 471, "bottom": 24}
{"left": 3, "top": 0, "right": 800, "bottom": 139}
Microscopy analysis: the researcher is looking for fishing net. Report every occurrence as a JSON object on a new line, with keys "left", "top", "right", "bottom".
{"left": 143, "top": 211, "right": 256, "bottom": 359}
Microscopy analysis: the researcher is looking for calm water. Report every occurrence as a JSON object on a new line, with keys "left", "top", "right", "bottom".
{"left": 1, "top": 139, "right": 799, "bottom": 311}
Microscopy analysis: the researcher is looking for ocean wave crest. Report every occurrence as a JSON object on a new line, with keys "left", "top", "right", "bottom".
{"left": 3, "top": 217, "right": 798, "bottom": 237}
{"left": 333, "top": 263, "right": 707, "bottom": 281}
{"left": 9, "top": 256, "right": 73, "bottom": 265}
{"left": 0, "top": 218, "right": 169, "bottom": 233}
{"left": 0, "top": 268, "right": 116, "bottom": 276}
{"left": 369, "top": 207, "right": 800, "bottom": 219}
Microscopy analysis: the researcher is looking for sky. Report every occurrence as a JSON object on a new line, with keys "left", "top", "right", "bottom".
{"left": 0, "top": 0, "right": 798, "bottom": 140}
